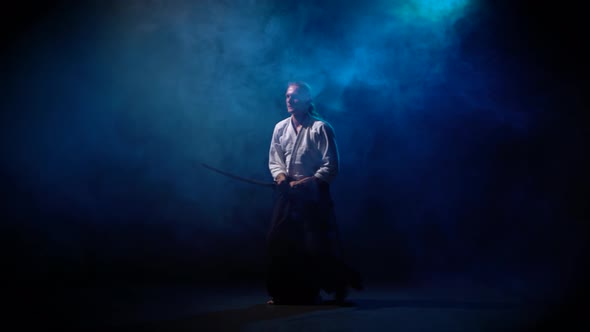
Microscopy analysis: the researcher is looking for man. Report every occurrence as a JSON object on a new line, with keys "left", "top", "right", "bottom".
{"left": 266, "top": 81, "right": 361, "bottom": 305}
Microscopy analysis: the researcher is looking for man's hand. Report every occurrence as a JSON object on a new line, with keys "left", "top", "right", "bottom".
{"left": 289, "top": 176, "right": 317, "bottom": 189}
{"left": 275, "top": 173, "right": 289, "bottom": 192}
{"left": 289, "top": 177, "right": 320, "bottom": 201}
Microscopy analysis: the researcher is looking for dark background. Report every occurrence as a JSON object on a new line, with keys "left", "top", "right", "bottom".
{"left": 1, "top": 0, "right": 587, "bottom": 326}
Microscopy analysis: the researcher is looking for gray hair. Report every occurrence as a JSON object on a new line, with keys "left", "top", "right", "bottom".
{"left": 287, "top": 81, "right": 321, "bottom": 118}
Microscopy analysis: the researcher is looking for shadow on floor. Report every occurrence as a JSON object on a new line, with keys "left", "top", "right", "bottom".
{"left": 111, "top": 303, "right": 344, "bottom": 331}
{"left": 353, "top": 298, "right": 521, "bottom": 310}
{"left": 109, "top": 298, "right": 521, "bottom": 332}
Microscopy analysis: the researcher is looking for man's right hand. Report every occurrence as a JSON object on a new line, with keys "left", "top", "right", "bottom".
{"left": 275, "top": 173, "right": 289, "bottom": 192}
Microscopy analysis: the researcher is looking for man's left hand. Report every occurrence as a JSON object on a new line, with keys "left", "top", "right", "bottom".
{"left": 289, "top": 177, "right": 316, "bottom": 189}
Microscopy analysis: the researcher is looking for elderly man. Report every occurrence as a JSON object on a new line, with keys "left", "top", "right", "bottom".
{"left": 266, "top": 81, "right": 362, "bottom": 305}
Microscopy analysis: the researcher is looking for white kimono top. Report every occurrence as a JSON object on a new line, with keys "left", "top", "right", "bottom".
{"left": 269, "top": 115, "right": 339, "bottom": 184}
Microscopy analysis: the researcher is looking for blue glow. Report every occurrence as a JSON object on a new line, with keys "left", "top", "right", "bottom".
{"left": 396, "top": 0, "right": 470, "bottom": 21}
{"left": 4, "top": 1, "right": 583, "bottom": 304}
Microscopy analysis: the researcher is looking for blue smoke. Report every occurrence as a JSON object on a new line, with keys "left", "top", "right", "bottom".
{"left": 2, "top": 0, "right": 585, "bottom": 303}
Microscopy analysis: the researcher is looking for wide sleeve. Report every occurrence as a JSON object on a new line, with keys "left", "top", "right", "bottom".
{"left": 269, "top": 125, "right": 288, "bottom": 180}
{"left": 313, "top": 123, "right": 339, "bottom": 183}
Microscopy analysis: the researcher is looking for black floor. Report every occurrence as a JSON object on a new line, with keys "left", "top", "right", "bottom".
{"left": 12, "top": 277, "right": 573, "bottom": 332}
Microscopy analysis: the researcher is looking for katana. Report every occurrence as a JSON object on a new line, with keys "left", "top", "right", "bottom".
{"left": 201, "top": 162, "right": 276, "bottom": 188}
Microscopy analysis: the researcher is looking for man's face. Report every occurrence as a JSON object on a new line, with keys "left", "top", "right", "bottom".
{"left": 285, "top": 85, "right": 311, "bottom": 116}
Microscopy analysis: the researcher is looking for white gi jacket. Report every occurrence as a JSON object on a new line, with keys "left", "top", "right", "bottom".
{"left": 269, "top": 115, "right": 339, "bottom": 184}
